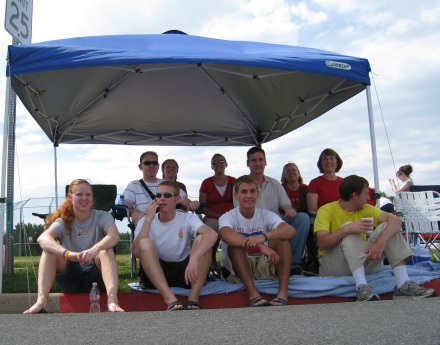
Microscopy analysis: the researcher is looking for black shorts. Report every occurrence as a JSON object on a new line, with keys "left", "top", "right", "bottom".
{"left": 139, "top": 255, "right": 191, "bottom": 290}
{"left": 55, "top": 260, "right": 105, "bottom": 293}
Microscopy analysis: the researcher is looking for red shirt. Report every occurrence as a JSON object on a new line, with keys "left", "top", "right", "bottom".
{"left": 308, "top": 175, "right": 343, "bottom": 208}
{"left": 199, "top": 176, "right": 236, "bottom": 219}
{"left": 282, "top": 183, "right": 308, "bottom": 212}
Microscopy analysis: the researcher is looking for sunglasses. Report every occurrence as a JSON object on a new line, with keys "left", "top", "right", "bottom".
{"left": 155, "top": 192, "right": 177, "bottom": 199}
{"left": 211, "top": 160, "right": 226, "bottom": 165}
{"left": 142, "top": 160, "right": 159, "bottom": 166}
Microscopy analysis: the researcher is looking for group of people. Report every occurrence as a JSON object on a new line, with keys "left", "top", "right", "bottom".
{"left": 24, "top": 149, "right": 434, "bottom": 313}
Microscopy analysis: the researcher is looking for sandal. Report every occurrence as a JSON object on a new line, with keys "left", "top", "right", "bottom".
{"left": 167, "top": 301, "right": 186, "bottom": 311}
{"left": 249, "top": 296, "right": 271, "bottom": 307}
{"left": 186, "top": 301, "right": 201, "bottom": 310}
{"left": 270, "top": 297, "right": 288, "bottom": 306}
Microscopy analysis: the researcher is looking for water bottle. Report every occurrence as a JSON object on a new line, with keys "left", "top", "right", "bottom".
{"left": 89, "top": 282, "right": 101, "bottom": 313}
{"left": 117, "top": 194, "right": 125, "bottom": 205}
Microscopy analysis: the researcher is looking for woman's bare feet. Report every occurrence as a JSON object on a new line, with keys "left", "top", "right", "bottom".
{"left": 107, "top": 302, "right": 124, "bottom": 312}
{"left": 23, "top": 301, "right": 48, "bottom": 314}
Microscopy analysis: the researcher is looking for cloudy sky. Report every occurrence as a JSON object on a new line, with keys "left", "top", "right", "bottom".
{"left": 1, "top": 0, "right": 439, "bottom": 218}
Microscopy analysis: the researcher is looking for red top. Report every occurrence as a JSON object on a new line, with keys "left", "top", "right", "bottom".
{"left": 282, "top": 183, "right": 308, "bottom": 212}
{"left": 199, "top": 176, "right": 236, "bottom": 219}
{"left": 367, "top": 187, "right": 376, "bottom": 206}
{"left": 308, "top": 175, "right": 344, "bottom": 208}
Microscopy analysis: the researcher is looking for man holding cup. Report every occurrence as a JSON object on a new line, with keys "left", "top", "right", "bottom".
{"left": 314, "top": 175, "right": 436, "bottom": 302}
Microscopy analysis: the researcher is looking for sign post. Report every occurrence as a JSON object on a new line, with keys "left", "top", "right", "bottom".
{"left": 1, "top": 0, "right": 33, "bottom": 291}
{"left": 5, "top": 0, "right": 33, "bottom": 44}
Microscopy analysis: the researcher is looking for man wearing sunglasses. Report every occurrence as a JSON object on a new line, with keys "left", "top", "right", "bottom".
{"left": 132, "top": 181, "right": 217, "bottom": 310}
{"left": 123, "top": 151, "right": 198, "bottom": 225}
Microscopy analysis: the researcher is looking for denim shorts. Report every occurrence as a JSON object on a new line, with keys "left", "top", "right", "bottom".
{"left": 55, "top": 260, "right": 105, "bottom": 293}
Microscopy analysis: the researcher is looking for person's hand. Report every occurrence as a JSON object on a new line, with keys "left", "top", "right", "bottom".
{"left": 343, "top": 219, "right": 373, "bottom": 235}
{"left": 145, "top": 200, "right": 159, "bottom": 218}
{"left": 365, "top": 240, "right": 386, "bottom": 260}
{"left": 187, "top": 200, "right": 200, "bottom": 212}
{"left": 389, "top": 178, "right": 395, "bottom": 185}
{"left": 184, "top": 258, "right": 199, "bottom": 285}
{"left": 284, "top": 208, "right": 297, "bottom": 218}
{"left": 244, "top": 234, "right": 267, "bottom": 248}
{"left": 260, "top": 246, "right": 280, "bottom": 264}
{"left": 77, "top": 244, "right": 101, "bottom": 263}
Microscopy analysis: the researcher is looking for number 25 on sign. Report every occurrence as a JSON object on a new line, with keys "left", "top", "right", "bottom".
{"left": 5, "top": 0, "right": 33, "bottom": 44}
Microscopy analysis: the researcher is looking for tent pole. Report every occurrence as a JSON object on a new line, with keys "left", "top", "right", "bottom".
{"left": 366, "top": 85, "right": 380, "bottom": 201}
{"left": 54, "top": 146, "right": 59, "bottom": 209}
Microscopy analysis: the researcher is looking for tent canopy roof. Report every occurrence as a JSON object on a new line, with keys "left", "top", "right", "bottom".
{"left": 7, "top": 33, "right": 371, "bottom": 146}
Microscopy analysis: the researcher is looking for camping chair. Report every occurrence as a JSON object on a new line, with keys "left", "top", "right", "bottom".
{"left": 394, "top": 191, "right": 440, "bottom": 261}
{"left": 111, "top": 203, "right": 136, "bottom": 277}
{"left": 298, "top": 187, "right": 319, "bottom": 271}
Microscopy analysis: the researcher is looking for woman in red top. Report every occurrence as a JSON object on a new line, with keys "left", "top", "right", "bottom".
{"left": 307, "top": 148, "right": 344, "bottom": 212}
{"left": 199, "top": 153, "right": 236, "bottom": 268}
{"left": 281, "top": 162, "right": 308, "bottom": 213}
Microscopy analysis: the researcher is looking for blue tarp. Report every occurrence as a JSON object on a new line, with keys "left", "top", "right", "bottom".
{"left": 129, "top": 262, "right": 440, "bottom": 299}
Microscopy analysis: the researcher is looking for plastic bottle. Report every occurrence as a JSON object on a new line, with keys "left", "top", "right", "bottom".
{"left": 89, "top": 282, "right": 101, "bottom": 313}
{"left": 117, "top": 194, "right": 125, "bottom": 205}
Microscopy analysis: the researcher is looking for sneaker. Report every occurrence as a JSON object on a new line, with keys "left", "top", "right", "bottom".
{"left": 356, "top": 284, "right": 380, "bottom": 302}
{"left": 393, "top": 281, "right": 437, "bottom": 299}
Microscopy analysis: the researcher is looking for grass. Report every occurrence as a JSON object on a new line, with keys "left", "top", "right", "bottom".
{"left": 2, "top": 254, "right": 136, "bottom": 293}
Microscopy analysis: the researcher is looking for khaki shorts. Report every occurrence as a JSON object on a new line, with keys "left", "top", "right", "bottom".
{"left": 222, "top": 253, "right": 277, "bottom": 283}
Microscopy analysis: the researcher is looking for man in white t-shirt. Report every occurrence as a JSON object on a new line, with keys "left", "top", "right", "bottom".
{"left": 219, "top": 175, "right": 296, "bottom": 307}
{"left": 132, "top": 180, "right": 217, "bottom": 311}
{"left": 123, "top": 151, "right": 198, "bottom": 224}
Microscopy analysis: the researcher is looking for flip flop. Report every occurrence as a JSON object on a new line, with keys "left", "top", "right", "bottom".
{"left": 167, "top": 301, "right": 186, "bottom": 311}
{"left": 270, "top": 297, "right": 288, "bottom": 306}
{"left": 186, "top": 301, "right": 201, "bottom": 310}
{"left": 249, "top": 296, "right": 271, "bottom": 307}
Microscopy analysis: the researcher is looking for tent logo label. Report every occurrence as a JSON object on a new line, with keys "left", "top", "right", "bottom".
{"left": 325, "top": 60, "right": 351, "bottom": 70}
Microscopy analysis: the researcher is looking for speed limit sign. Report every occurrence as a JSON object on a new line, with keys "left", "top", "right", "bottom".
{"left": 5, "top": 0, "right": 33, "bottom": 44}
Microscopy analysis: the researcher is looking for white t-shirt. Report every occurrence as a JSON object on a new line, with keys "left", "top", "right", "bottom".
{"left": 218, "top": 207, "right": 284, "bottom": 266}
{"left": 135, "top": 211, "right": 203, "bottom": 262}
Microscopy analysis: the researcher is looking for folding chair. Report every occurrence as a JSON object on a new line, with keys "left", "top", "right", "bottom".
{"left": 111, "top": 203, "right": 136, "bottom": 277}
{"left": 394, "top": 191, "right": 440, "bottom": 261}
{"left": 298, "top": 186, "right": 319, "bottom": 271}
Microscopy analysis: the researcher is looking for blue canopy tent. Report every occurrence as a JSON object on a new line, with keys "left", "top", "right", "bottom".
{"left": 6, "top": 32, "right": 371, "bottom": 147}
{"left": 2, "top": 32, "right": 379, "bottom": 280}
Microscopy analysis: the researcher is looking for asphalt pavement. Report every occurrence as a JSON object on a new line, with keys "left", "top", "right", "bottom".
{"left": 1, "top": 297, "right": 439, "bottom": 344}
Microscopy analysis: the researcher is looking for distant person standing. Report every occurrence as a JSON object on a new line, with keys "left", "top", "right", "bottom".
{"left": 389, "top": 164, "right": 414, "bottom": 194}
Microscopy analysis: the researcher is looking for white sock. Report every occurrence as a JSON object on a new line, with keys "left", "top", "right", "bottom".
{"left": 393, "top": 265, "right": 410, "bottom": 288}
{"left": 353, "top": 266, "right": 368, "bottom": 289}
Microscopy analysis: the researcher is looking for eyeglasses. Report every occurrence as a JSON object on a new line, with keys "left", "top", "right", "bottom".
{"left": 142, "top": 160, "right": 159, "bottom": 166}
{"left": 211, "top": 160, "right": 226, "bottom": 165}
{"left": 155, "top": 192, "right": 177, "bottom": 199}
